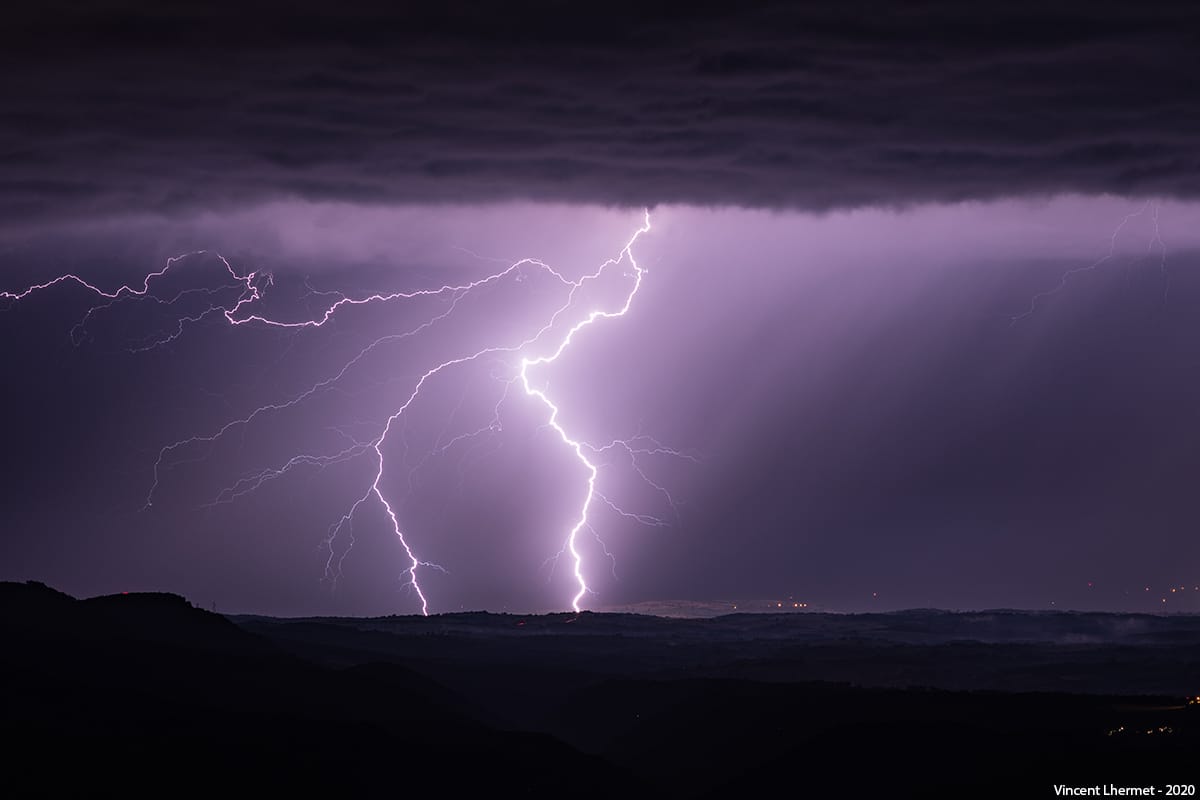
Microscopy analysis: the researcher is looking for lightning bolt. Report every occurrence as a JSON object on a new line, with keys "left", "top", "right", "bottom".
{"left": 1011, "top": 199, "right": 1168, "bottom": 324}
{"left": 3, "top": 210, "right": 684, "bottom": 615}
{"left": 517, "top": 211, "right": 651, "bottom": 611}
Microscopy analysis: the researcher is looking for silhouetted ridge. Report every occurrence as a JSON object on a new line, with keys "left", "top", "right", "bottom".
{"left": 0, "top": 581, "right": 267, "bottom": 653}
{"left": 5, "top": 583, "right": 1197, "bottom": 797}
{"left": 0, "top": 580, "right": 76, "bottom": 619}
{"left": 0, "top": 582, "right": 623, "bottom": 797}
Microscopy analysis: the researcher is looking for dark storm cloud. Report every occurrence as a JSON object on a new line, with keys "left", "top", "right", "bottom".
{"left": 2, "top": 0, "right": 1199, "bottom": 221}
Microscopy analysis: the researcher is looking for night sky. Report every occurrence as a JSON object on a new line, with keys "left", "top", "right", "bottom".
{"left": 3, "top": 2, "right": 1200, "bottom": 615}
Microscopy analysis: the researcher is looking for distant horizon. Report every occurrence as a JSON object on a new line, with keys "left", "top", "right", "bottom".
{"left": 14, "top": 578, "right": 1200, "bottom": 620}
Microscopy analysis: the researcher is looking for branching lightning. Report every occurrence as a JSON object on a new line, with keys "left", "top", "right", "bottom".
{"left": 1011, "top": 199, "right": 1169, "bottom": 324}
{"left": 3, "top": 211, "right": 689, "bottom": 614}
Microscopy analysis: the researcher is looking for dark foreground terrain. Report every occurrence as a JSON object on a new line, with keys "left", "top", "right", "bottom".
{"left": 3, "top": 582, "right": 1197, "bottom": 797}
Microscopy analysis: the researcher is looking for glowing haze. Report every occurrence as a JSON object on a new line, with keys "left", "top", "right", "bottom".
{"left": 4, "top": 197, "right": 1200, "bottom": 615}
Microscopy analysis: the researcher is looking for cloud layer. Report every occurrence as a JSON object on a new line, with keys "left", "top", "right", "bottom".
{"left": 3, "top": 1, "right": 1199, "bottom": 221}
